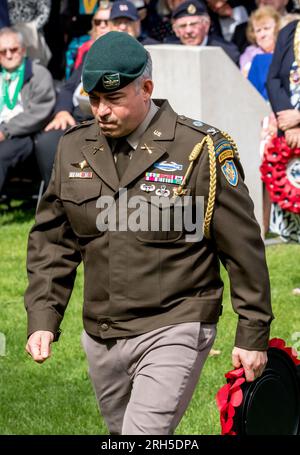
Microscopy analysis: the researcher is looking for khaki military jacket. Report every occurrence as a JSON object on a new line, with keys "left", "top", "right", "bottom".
{"left": 25, "top": 100, "right": 273, "bottom": 350}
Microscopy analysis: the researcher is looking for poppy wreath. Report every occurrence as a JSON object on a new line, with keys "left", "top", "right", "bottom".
{"left": 215, "top": 338, "right": 300, "bottom": 435}
{"left": 260, "top": 135, "right": 300, "bottom": 214}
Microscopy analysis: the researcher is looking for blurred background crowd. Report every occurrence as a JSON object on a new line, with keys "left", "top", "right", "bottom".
{"left": 0, "top": 0, "right": 300, "bottom": 247}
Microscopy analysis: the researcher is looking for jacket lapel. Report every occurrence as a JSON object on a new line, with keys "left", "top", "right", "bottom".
{"left": 81, "top": 125, "right": 119, "bottom": 192}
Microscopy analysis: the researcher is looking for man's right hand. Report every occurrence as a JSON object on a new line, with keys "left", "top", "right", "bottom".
{"left": 44, "top": 111, "right": 76, "bottom": 131}
{"left": 26, "top": 330, "right": 54, "bottom": 363}
{"left": 277, "top": 109, "right": 300, "bottom": 131}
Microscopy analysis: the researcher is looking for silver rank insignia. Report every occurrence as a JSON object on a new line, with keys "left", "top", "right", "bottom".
{"left": 193, "top": 120, "right": 204, "bottom": 127}
{"left": 207, "top": 127, "right": 218, "bottom": 136}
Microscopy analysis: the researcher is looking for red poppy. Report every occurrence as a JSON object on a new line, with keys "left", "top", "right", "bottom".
{"left": 268, "top": 337, "right": 300, "bottom": 365}
{"left": 260, "top": 136, "right": 300, "bottom": 214}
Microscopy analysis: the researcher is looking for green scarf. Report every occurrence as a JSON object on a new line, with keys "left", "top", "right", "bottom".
{"left": 0, "top": 59, "right": 25, "bottom": 111}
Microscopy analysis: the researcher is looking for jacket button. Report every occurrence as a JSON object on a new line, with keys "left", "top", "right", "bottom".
{"left": 100, "top": 322, "right": 109, "bottom": 331}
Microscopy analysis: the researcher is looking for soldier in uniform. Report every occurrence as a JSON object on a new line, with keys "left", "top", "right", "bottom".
{"left": 166, "top": 0, "right": 240, "bottom": 65}
{"left": 24, "top": 31, "right": 273, "bottom": 435}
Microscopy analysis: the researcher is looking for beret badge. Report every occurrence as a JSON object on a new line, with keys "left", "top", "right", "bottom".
{"left": 187, "top": 4, "right": 197, "bottom": 14}
{"left": 102, "top": 73, "right": 121, "bottom": 90}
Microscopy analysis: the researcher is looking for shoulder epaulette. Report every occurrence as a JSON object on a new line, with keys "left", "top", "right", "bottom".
{"left": 177, "top": 115, "right": 220, "bottom": 136}
{"left": 63, "top": 119, "right": 95, "bottom": 136}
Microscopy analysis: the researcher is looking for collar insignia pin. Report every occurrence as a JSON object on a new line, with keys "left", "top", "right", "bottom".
{"left": 193, "top": 120, "right": 204, "bottom": 127}
{"left": 141, "top": 143, "right": 153, "bottom": 154}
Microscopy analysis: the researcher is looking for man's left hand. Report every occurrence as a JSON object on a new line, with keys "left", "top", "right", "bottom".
{"left": 232, "top": 347, "right": 268, "bottom": 382}
{"left": 0, "top": 131, "right": 6, "bottom": 142}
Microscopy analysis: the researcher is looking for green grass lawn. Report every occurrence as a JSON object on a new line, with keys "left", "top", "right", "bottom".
{"left": 0, "top": 205, "right": 299, "bottom": 435}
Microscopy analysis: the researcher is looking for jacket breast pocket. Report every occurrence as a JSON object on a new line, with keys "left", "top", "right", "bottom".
{"left": 61, "top": 180, "right": 102, "bottom": 237}
{"left": 135, "top": 192, "right": 187, "bottom": 244}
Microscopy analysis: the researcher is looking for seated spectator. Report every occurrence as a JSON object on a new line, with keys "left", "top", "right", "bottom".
{"left": 74, "top": 2, "right": 112, "bottom": 70}
{"left": 206, "top": 0, "right": 249, "bottom": 42}
{"left": 233, "top": 0, "right": 290, "bottom": 53}
{"left": 247, "top": 11, "right": 300, "bottom": 100}
{"left": 0, "top": 27, "right": 55, "bottom": 196}
{"left": 109, "top": 0, "right": 159, "bottom": 44}
{"left": 64, "top": 1, "right": 112, "bottom": 79}
{"left": 7, "top": 0, "right": 52, "bottom": 66}
{"left": 167, "top": 0, "right": 240, "bottom": 64}
{"left": 130, "top": 0, "right": 161, "bottom": 39}
{"left": 239, "top": 5, "right": 280, "bottom": 77}
{"left": 34, "top": 62, "right": 94, "bottom": 188}
{"left": 145, "top": 0, "right": 185, "bottom": 41}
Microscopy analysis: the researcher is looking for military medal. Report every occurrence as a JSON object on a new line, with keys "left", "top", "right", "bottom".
{"left": 154, "top": 161, "right": 183, "bottom": 172}
{"left": 155, "top": 185, "right": 170, "bottom": 197}
{"left": 140, "top": 183, "right": 155, "bottom": 192}
{"left": 145, "top": 172, "right": 183, "bottom": 185}
{"left": 69, "top": 171, "right": 93, "bottom": 178}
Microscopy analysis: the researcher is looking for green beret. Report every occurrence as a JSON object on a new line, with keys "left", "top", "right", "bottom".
{"left": 82, "top": 31, "right": 148, "bottom": 93}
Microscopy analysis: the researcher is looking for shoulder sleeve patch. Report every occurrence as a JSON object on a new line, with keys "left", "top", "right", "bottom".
{"left": 214, "top": 139, "right": 234, "bottom": 163}
{"left": 214, "top": 131, "right": 241, "bottom": 186}
{"left": 220, "top": 159, "right": 239, "bottom": 186}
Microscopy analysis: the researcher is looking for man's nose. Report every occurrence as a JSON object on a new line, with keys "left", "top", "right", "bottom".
{"left": 98, "top": 102, "right": 111, "bottom": 117}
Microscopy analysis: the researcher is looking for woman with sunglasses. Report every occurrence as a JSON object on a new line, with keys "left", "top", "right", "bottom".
{"left": 73, "top": 1, "right": 112, "bottom": 71}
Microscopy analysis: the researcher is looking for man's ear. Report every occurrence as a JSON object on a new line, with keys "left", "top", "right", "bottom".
{"left": 142, "top": 79, "right": 154, "bottom": 99}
